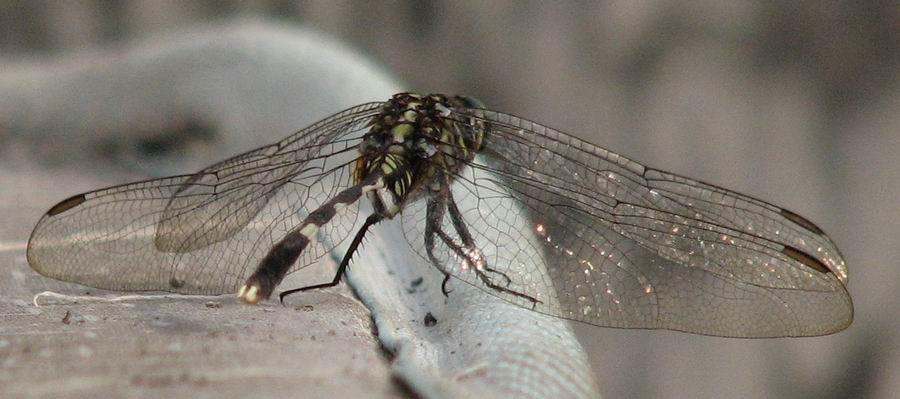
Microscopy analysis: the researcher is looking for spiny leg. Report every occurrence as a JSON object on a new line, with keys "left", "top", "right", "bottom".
{"left": 278, "top": 213, "right": 382, "bottom": 302}
{"left": 433, "top": 228, "right": 540, "bottom": 308}
{"left": 238, "top": 175, "right": 385, "bottom": 304}
{"left": 442, "top": 181, "right": 512, "bottom": 287}
{"left": 424, "top": 193, "right": 454, "bottom": 296}
{"left": 423, "top": 179, "right": 539, "bottom": 306}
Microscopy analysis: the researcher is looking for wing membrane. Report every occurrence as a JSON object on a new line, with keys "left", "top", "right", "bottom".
{"left": 26, "top": 95, "right": 853, "bottom": 337}
{"left": 155, "top": 103, "right": 381, "bottom": 252}
{"left": 404, "top": 109, "right": 852, "bottom": 337}
{"left": 26, "top": 103, "right": 381, "bottom": 294}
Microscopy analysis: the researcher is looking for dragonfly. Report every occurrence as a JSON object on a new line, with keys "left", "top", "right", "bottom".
{"left": 27, "top": 93, "right": 853, "bottom": 338}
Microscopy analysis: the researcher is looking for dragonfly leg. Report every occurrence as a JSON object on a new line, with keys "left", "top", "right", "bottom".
{"left": 434, "top": 228, "right": 541, "bottom": 307}
{"left": 429, "top": 182, "right": 536, "bottom": 304}
{"left": 443, "top": 186, "right": 512, "bottom": 287}
{"left": 440, "top": 274, "right": 452, "bottom": 297}
{"left": 474, "top": 268, "right": 541, "bottom": 310}
{"left": 279, "top": 213, "right": 382, "bottom": 303}
{"left": 424, "top": 193, "right": 454, "bottom": 297}
{"left": 484, "top": 268, "right": 512, "bottom": 287}
{"left": 238, "top": 176, "right": 385, "bottom": 304}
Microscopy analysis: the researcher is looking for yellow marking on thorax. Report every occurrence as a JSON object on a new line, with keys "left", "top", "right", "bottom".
{"left": 361, "top": 178, "right": 386, "bottom": 193}
{"left": 391, "top": 123, "right": 413, "bottom": 143}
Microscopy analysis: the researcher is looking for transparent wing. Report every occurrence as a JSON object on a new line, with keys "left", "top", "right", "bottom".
{"left": 27, "top": 103, "right": 382, "bottom": 294}
{"left": 402, "top": 108, "right": 852, "bottom": 338}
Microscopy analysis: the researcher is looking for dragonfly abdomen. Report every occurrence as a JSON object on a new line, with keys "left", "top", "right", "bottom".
{"left": 238, "top": 173, "right": 389, "bottom": 304}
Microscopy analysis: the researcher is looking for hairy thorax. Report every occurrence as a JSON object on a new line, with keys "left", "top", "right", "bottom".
{"left": 354, "top": 93, "right": 486, "bottom": 218}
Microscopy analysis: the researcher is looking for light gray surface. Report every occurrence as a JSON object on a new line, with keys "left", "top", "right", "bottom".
{"left": 0, "top": 165, "right": 400, "bottom": 399}
{"left": 347, "top": 201, "right": 600, "bottom": 399}
{"left": 0, "top": 22, "right": 602, "bottom": 399}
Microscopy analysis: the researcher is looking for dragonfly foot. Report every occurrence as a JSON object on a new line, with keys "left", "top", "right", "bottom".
{"left": 476, "top": 269, "right": 541, "bottom": 308}
{"left": 484, "top": 267, "right": 512, "bottom": 287}
{"left": 441, "top": 274, "right": 453, "bottom": 297}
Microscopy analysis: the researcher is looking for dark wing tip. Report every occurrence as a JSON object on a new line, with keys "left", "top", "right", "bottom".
{"left": 46, "top": 194, "right": 87, "bottom": 216}
{"left": 780, "top": 208, "right": 826, "bottom": 235}
{"left": 782, "top": 245, "right": 831, "bottom": 275}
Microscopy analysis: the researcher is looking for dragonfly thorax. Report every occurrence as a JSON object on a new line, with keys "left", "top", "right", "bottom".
{"left": 355, "top": 93, "right": 486, "bottom": 218}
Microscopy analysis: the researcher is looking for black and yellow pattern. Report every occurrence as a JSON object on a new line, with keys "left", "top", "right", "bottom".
{"left": 241, "top": 93, "right": 490, "bottom": 303}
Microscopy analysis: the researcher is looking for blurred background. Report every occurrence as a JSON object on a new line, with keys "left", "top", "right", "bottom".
{"left": 2, "top": 1, "right": 898, "bottom": 398}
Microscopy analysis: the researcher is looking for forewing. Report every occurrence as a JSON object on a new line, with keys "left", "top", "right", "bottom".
{"left": 26, "top": 103, "right": 381, "bottom": 294}
{"left": 402, "top": 109, "right": 851, "bottom": 337}
{"left": 154, "top": 103, "right": 381, "bottom": 252}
